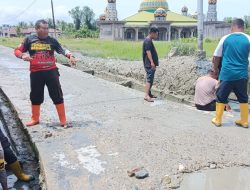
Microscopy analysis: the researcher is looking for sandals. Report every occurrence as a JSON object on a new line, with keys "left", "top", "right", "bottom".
{"left": 144, "top": 97, "right": 154, "bottom": 102}
{"left": 149, "top": 94, "right": 157, "bottom": 98}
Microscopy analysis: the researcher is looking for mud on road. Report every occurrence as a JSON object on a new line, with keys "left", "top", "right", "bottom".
{"left": 0, "top": 88, "right": 42, "bottom": 190}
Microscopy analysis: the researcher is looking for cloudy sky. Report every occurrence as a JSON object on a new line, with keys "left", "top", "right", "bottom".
{"left": 0, "top": 0, "right": 249, "bottom": 25}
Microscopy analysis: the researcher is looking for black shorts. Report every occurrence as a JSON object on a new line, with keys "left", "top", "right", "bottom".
{"left": 195, "top": 100, "right": 216, "bottom": 111}
{"left": 145, "top": 67, "right": 155, "bottom": 84}
{"left": 30, "top": 68, "right": 64, "bottom": 105}
{"left": 216, "top": 78, "right": 248, "bottom": 104}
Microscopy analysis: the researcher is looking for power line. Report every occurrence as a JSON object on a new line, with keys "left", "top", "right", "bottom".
{"left": 2, "top": 0, "right": 38, "bottom": 24}
{"left": 16, "top": 0, "right": 38, "bottom": 19}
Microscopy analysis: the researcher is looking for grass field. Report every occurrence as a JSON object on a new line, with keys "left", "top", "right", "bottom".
{"left": 0, "top": 37, "right": 218, "bottom": 60}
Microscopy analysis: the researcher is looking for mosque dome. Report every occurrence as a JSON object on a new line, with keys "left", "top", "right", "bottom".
{"left": 154, "top": 8, "right": 167, "bottom": 17}
{"left": 181, "top": 6, "right": 188, "bottom": 12}
{"left": 139, "top": 0, "right": 169, "bottom": 12}
{"left": 208, "top": 0, "right": 217, "bottom": 4}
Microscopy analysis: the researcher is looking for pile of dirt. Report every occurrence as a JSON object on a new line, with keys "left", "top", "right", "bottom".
{"left": 74, "top": 53, "right": 212, "bottom": 101}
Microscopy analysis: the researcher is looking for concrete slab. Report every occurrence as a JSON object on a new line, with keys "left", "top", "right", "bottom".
{"left": 0, "top": 45, "right": 250, "bottom": 190}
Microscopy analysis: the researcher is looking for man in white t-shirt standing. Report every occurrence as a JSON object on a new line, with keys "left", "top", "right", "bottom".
{"left": 212, "top": 18, "right": 250, "bottom": 128}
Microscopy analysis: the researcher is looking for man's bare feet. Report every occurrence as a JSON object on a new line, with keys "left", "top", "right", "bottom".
{"left": 149, "top": 94, "right": 157, "bottom": 99}
{"left": 144, "top": 96, "right": 154, "bottom": 102}
{"left": 226, "top": 104, "right": 233, "bottom": 112}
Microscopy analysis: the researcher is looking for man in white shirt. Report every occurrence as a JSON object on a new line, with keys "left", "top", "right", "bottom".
{"left": 212, "top": 18, "right": 250, "bottom": 127}
{"left": 195, "top": 70, "right": 231, "bottom": 111}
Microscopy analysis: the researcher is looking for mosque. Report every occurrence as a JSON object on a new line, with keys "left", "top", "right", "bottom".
{"left": 98, "top": 0, "right": 231, "bottom": 41}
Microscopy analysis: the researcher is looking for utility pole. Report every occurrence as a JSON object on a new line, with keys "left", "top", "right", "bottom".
{"left": 197, "top": 0, "right": 206, "bottom": 58}
{"left": 51, "top": 0, "right": 56, "bottom": 38}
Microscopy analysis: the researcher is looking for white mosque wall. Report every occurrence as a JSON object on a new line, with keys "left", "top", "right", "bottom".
{"left": 204, "top": 22, "right": 231, "bottom": 39}
{"left": 99, "top": 22, "right": 124, "bottom": 40}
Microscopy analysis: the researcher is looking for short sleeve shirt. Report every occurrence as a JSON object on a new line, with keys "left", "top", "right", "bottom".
{"left": 194, "top": 76, "right": 218, "bottom": 105}
{"left": 214, "top": 32, "right": 250, "bottom": 81}
{"left": 143, "top": 37, "right": 159, "bottom": 68}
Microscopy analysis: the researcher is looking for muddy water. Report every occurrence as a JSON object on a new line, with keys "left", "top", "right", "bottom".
{"left": 180, "top": 167, "right": 250, "bottom": 190}
{"left": 0, "top": 89, "right": 41, "bottom": 190}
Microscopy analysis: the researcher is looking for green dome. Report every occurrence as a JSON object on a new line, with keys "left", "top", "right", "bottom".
{"left": 139, "top": 0, "right": 169, "bottom": 12}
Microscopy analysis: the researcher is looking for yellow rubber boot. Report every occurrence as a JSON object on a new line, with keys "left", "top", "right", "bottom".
{"left": 0, "top": 159, "right": 8, "bottom": 190}
{"left": 212, "top": 103, "right": 225, "bottom": 127}
{"left": 9, "top": 161, "right": 34, "bottom": 182}
{"left": 26, "top": 105, "right": 40, "bottom": 126}
{"left": 235, "top": 103, "right": 249, "bottom": 128}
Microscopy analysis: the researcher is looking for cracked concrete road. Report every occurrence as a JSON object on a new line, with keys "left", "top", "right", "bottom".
{"left": 0, "top": 45, "right": 250, "bottom": 190}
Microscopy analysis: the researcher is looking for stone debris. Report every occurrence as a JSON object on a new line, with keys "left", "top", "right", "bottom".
{"left": 127, "top": 167, "right": 149, "bottom": 179}
{"left": 178, "top": 164, "right": 186, "bottom": 173}
{"left": 127, "top": 167, "right": 144, "bottom": 177}
{"left": 161, "top": 175, "right": 172, "bottom": 185}
{"left": 44, "top": 132, "right": 53, "bottom": 138}
{"left": 210, "top": 164, "right": 217, "bottom": 169}
{"left": 135, "top": 168, "right": 149, "bottom": 179}
{"left": 167, "top": 47, "right": 178, "bottom": 58}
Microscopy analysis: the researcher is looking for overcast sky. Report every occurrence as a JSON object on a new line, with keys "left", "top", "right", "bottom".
{"left": 0, "top": 0, "right": 249, "bottom": 25}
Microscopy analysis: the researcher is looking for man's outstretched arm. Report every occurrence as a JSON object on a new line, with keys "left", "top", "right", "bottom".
{"left": 53, "top": 39, "right": 77, "bottom": 66}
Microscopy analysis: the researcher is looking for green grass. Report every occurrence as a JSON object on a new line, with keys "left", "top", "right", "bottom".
{"left": 246, "top": 28, "right": 250, "bottom": 35}
{"left": 59, "top": 38, "right": 172, "bottom": 60}
{"left": 0, "top": 38, "right": 22, "bottom": 48}
{"left": 204, "top": 41, "right": 219, "bottom": 58}
{"left": 0, "top": 37, "right": 218, "bottom": 60}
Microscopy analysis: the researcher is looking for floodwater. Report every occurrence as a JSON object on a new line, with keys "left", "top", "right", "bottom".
{"left": 180, "top": 167, "right": 250, "bottom": 190}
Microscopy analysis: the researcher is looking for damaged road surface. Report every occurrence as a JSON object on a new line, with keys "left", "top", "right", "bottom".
{"left": 1, "top": 45, "right": 250, "bottom": 190}
{"left": 0, "top": 89, "right": 41, "bottom": 189}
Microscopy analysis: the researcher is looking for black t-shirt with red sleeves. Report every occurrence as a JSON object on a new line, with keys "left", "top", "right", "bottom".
{"left": 15, "top": 34, "right": 71, "bottom": 72}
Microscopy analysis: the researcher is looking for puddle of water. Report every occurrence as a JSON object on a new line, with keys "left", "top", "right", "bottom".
{"left": 180, "top": 167, "right": 250, "bottom": 190}
{"left": 150, "top": 99, "right": 165, "bottom": 107}
{"left": 7, "top": 174, "right": 31, "bottom": 190}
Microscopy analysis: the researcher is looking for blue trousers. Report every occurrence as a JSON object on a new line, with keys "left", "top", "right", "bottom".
{"left": 216, "top": 78, "right": 248, "bottom": 104}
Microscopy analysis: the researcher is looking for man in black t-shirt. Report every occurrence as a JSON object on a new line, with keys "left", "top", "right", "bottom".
{"left": 142, "top": 27, "right": 159, "bottom": 102}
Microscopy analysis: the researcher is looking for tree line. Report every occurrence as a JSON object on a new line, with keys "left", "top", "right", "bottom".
{"left": 9, "top": 8, "right": 250, "bottom": 38}
{"left": 15, "top": 6, "right": 99, "bottom": 38}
